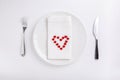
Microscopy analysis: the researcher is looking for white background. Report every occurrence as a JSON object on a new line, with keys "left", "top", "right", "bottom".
{"left": 0, "top": 0, "right": 120, "bottom": 80}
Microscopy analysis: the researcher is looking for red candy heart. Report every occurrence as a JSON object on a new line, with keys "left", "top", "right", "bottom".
{"left": 52, "top": 35, "right": 70, "bottom": 50}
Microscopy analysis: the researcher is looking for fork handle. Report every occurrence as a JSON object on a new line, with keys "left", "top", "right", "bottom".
{"left": 21, "top": 32, "right": 26, "bottom": 57}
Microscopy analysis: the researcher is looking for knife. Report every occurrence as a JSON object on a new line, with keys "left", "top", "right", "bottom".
{"left": 93, "top": 17, "right": 99, "bottom": 60}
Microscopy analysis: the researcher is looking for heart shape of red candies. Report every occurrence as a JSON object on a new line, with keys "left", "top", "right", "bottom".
{"left": 52, "top": 35, "right": 70, "bottom": 50}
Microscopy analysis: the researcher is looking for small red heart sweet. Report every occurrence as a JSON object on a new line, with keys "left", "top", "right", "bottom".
{"left": 52, "top": 35, "right": 70, "bottom": 50}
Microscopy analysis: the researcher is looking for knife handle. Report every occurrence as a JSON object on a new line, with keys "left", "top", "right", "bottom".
{"left": 95, "top": 39, "right": 99, "bottom": 60}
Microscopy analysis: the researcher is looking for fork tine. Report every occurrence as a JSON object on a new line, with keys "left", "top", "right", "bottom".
{"left": 22, "top": 17, "right": 27, "bottom": 26}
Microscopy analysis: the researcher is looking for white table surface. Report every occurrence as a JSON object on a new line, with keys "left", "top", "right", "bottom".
{"left": 0, "top": 0, "right": 120, "bottom": 80}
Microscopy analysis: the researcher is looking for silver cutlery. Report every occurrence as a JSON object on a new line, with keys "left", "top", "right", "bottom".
{"left": 93, "top": 16, "right": 99, "bottom": 60}
{"left": 21, "top": 17, "right": 27, "bottom": 57}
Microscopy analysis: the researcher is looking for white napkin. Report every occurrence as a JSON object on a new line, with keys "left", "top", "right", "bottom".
{"left": 47, "top": 15, "right": 72, "bottom": 60}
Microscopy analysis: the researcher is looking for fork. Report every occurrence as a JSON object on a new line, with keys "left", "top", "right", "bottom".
{"left": 21, "top": 17, "right": 27, "bottom": 57}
